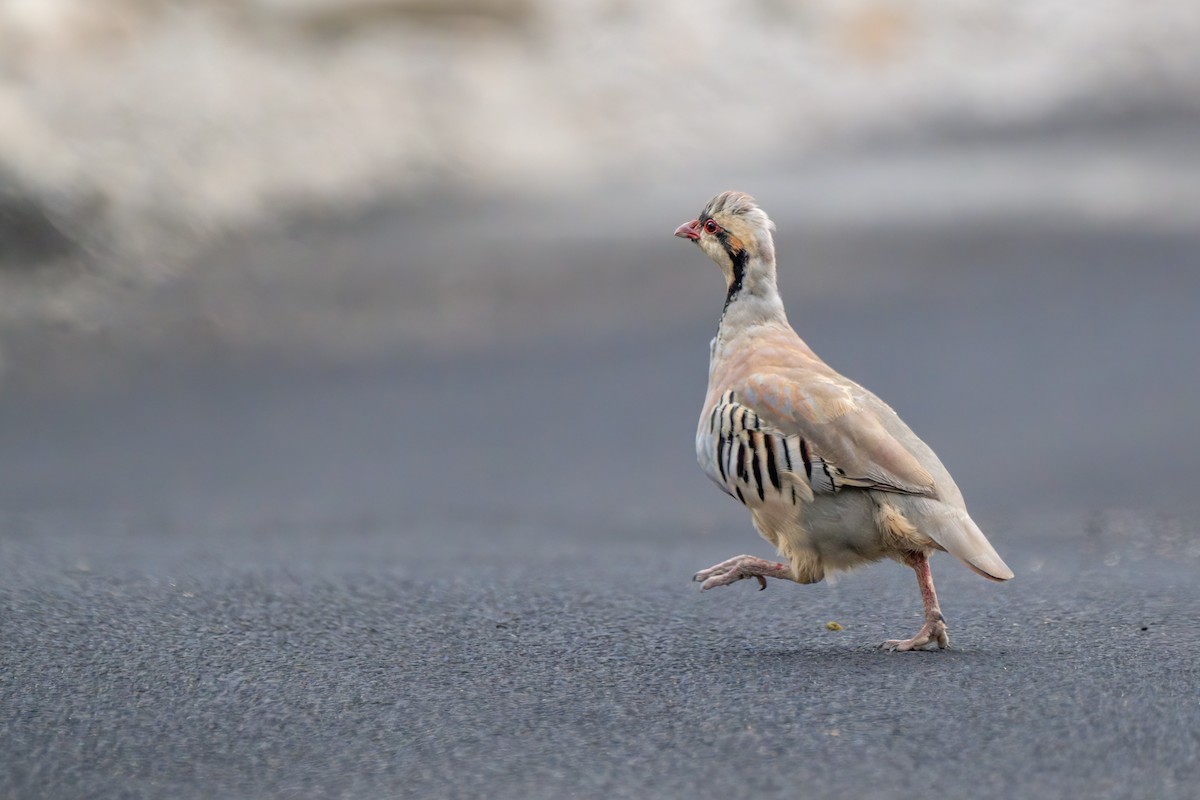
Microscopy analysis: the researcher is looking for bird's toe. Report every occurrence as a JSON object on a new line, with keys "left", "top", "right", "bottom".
{"left": 879, "top": 620, "right": 950, "bottom": 652}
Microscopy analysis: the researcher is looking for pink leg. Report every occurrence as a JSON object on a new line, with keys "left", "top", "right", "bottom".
{"left": 693, "top": 554, "right": 795, "bottom": 591}
{"left": 880, "top": 552, "right": 950, "bottom": 651}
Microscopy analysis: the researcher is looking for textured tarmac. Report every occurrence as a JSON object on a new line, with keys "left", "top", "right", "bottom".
{"left": 3, "top": 522, "right": 1198, "bottom": 800}
{"left": 3, "top": 137, "right": 1200, "bottom": 798}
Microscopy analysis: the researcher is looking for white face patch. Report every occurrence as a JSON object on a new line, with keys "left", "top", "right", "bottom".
{"left": 698, "top": 232, "right": 736, "bottom": 286}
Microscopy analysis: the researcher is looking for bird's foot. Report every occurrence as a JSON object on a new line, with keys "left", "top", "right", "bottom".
{"left": 693, "top": 555, "right": 791, "bottom": 590}
{"left": 879, "top": 618, "right": 949, "bottom": 652}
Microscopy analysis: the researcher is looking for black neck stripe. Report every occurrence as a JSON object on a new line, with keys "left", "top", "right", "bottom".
{"left": 720, "top": 235, "right": 748, "bottom": 313}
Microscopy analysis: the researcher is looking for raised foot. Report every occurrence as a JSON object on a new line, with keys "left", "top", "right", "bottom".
{"left": 692, "top": 554, "right": 790, "bottom": 591}
{"left": 880, "top": 619, "right": 950, "bottom": 652}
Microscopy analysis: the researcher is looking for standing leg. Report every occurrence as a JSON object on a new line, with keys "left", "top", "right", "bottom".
{"left": 880, "top": 552, "right": 950, "bottom": 651}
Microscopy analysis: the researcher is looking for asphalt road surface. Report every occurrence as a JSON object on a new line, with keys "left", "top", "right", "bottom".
{"left": 3, "top": 126, "right": 1200, "bottom": 798}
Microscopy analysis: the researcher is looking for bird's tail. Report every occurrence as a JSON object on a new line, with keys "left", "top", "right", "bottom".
{"left": 924, "top": 504, "right": 1014, "bottom": 581}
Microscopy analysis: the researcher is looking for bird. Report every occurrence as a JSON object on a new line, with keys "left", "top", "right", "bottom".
{"left": 675, "top": 190, "right": 1012, "bottom": 651}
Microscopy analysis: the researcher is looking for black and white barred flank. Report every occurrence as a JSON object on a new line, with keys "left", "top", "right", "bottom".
{"left": 704, "top": 389, "right": 842, "bottom": 507}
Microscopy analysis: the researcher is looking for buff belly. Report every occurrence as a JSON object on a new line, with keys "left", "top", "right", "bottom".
{"left": 751, "top": 491, "right": 935, "bottom": 583}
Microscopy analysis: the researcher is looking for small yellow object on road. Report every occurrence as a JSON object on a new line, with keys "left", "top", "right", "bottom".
{"left": 825, "top": 621, "right": 843, "bottom": 631}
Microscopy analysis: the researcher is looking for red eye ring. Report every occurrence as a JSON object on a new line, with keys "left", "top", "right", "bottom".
{"left": 703, "top": 219, "right": 719, "bottom": 234}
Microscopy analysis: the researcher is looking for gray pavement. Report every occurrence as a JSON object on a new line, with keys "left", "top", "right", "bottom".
{"left": 3, "top": 126, "right": 1200, "bottom": 798}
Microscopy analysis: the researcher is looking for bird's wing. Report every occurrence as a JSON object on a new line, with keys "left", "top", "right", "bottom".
{"left": 731, "top": 372, "right": 937, "bottom": 497}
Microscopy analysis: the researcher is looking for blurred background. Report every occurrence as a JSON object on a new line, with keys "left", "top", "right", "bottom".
{"left": 1, "top": 0, "right": 1199, "bottom": 563}
{"left": 4, "top": 5, "right": 1200, "bottom": 797}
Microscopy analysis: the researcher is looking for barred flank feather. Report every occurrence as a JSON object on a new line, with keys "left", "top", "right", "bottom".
{"left": 702, "top": 390, "right": 840, "bottom": 507}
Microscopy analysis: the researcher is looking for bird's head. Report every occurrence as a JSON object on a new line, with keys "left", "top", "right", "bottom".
{"left": 674, "top": 191, "right": 776, "bottom": 300}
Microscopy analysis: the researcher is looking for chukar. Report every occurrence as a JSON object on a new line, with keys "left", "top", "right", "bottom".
{"left": 675, "top": 191, "right": 1012, "bottom": 651}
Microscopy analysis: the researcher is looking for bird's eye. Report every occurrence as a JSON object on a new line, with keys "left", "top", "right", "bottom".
{"left": 704, "top": 219, "right": 719, "bottom": 234}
